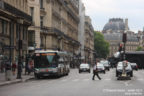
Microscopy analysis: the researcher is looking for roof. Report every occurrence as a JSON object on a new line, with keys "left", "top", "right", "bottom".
{"left": 103, "top": 18, "right": 126, "bottom": 31}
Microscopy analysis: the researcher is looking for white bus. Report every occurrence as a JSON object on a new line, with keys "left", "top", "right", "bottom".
{"left": 33, "top": 50, "right": 70, "bottom": 79}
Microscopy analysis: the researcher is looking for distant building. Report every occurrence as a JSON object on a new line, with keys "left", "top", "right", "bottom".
{"left": 84, "top": 16, "right": 94, "bottom": 63}
{"left": 102, "top": 18, "right": 139, "bottom": 57}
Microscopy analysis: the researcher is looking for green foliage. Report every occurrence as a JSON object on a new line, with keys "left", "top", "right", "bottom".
{"left": 94, "top": 31, "right": 110, "bottom": 58}
{"left": 136, "top": 46, "right": 143, "bottom": 51}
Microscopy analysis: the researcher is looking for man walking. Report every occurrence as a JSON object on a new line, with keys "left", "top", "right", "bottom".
{"left": 92, "top": 60, "right": 101, "bottom": 80}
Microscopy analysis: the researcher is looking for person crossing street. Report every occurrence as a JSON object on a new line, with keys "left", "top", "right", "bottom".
{"left": 92, "top": 60, "right": 101, "bottom": 80}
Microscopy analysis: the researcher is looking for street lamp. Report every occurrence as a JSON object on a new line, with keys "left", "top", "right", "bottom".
{"left": 17, "top": 19, "right": 24, "bottom": 79}
{"left": 72, "top": 40, "right": 75, "bottom": 68}
{"left": 122, "top": 31, "right": 127, "bottom": 60}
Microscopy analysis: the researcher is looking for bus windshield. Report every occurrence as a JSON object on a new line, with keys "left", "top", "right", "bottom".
{"left": 34, "top": 53, "right": 58, "bottom": 68}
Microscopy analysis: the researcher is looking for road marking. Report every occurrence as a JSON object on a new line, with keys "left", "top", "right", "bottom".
{"left": 124, "top": 82, "right": 129, "bottom": 87}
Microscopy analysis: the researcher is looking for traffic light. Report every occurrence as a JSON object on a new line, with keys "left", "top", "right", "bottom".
{"left": 122, "top": 33, "right": 127, "bottom": 43}
{"left": 118, "top": 44, "right": 123, "bottom": 52}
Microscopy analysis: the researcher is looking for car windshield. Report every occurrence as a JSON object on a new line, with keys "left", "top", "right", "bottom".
{"left": 100, "top": 60, "right": 109, "bottom": 65}
{"left": 97, "top": 63, "right": 104, "bottom": 68}
{"left": 80, "top": 64, "right": 89, "bottom": 67}
{"left": 117, "top": 62, "right": 131, "bottom": 69}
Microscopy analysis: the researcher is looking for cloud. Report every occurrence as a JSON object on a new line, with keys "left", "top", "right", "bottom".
{"left": 82, "top": 0, "right": 144, "bottom": 32}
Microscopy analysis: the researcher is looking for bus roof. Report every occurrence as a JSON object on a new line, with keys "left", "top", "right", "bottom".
{"left": 35, "top": 50, "right": 59, "bottom": 53}
{"left": 35, "top": 50, "right": 68, "bottom": 55}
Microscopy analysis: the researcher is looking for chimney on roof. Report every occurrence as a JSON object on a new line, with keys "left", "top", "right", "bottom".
{"left": 125, "top": 18, "right": 129, "bottom": 31}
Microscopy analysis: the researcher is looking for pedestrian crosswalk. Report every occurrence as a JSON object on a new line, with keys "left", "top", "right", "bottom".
{"left": 59, "top": 78, "right": 112, "bottom": 82}
{"left": 59, "top": 78, "right": 144, "bottom": 82}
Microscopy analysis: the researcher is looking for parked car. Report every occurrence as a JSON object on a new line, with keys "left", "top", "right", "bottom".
{"left": 100, "top": 60, "right": 110, "bottom": 71}
{"left": 97, "top": 63, "right": 105, "bottom": 74}
{"left": 79, "top": 63, "right": 90, "bottom": 73}
{"left": 116, "top": 61, "right": 133, "bottom": 77}
{"left": 130, "top": 63, "right": 138, "bottom": 71}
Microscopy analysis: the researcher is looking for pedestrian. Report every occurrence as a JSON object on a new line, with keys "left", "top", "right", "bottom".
{"left": 5, "top": 60, "right": 11, "bottom": 81}
{"left": 28, "top": 59, "right": 34, "bottom": 75}
{"left": 92, "top": 59, "right": 101, "bottom": 80}
{"left": 12, "top": 61, "right": 17, "bottom": 75}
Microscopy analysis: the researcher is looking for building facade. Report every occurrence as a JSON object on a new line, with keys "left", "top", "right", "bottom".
{"left": 28, "top": 0, "right": 80, "bottom": 67}
{"left": 103, "top": 18, "right": 139, "bottom": 57}
{"left": 104, "top": 32, "right": 139, "bottom": 57}
{"left": 0, "top": 0, "right": 31, "bottom": 62}
{"left": 84, "top": 16, "right": 94, "bottom": 64}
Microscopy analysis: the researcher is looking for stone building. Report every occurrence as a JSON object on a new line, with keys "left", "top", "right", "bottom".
{"left": 0, "top": 0, "right": 31, "bottom": 62}
{"left": 104, "top": 32, "right": 139, "bottom": 57}
{"left": 84, "top": 16, "right": 94, "bottom": 63}
{"left": 28, "top": 0, "right": 80, "bottom": 68}
{"left": 103, "top": 18, "right": 139, "bottom": 57}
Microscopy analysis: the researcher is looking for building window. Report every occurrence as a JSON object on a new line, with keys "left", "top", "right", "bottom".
{"left": 25, "top": 27, "right": 28, "bottom": 40}
{"left": 16, "top": 24, "right": 19, "bottom": 39}
{"left": 23, "top": 27, "right": 28, "bottom": 40}
{"left": 2, "top": 20, "right": 8, "bottom": 34}
{"left": 23, "top": 27, "right": 25, "bottom": 40}
{"left": 0, "top": 19, "right": 2, "bottom": 33}
{"left": 30, "top": 7, "right": 34, "bottom": 23}
{"left": 10, "top": 23, "right": 14, "bottom": 45}
{"left": 40, "top": 16, "right": 43, "bottom": 27}
{"left": 40, "top": 0, "right": 43, "bottom": 9}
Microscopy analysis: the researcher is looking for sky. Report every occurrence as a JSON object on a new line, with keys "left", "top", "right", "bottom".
{"left": 82, "top": 0, "right": 144, "bottom": 32}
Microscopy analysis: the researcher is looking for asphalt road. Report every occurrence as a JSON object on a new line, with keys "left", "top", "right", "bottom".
{"left": 0, "top": 68, "right": 144, "bottom": 96}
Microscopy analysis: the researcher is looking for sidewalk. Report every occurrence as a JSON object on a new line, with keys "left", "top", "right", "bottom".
{"left": 0, "top": 70, "right": 34, "bottom": 86}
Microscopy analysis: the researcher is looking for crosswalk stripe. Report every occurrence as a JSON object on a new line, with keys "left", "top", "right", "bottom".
{"left": 60, "top": 78, "right": 113, "bottom": 82}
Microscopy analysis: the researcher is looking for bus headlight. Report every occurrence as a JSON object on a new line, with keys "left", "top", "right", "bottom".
{"left": 35, "top": 69, "right": 40, "bottom": 73}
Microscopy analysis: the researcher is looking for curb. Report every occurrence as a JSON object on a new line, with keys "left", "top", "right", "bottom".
{"left": 0, "top": 79, "right": 22, "bottom": 87}
{"left": 22, "top": 77, "right": 34, "bottom": 82}
{"left": 0, "top": 77, "right": 34, "bottom": 87}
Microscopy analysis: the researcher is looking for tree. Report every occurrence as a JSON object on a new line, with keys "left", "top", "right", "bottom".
{"left": 136, "top": 46, "right": 143, "bottom": 51}
{"left": 94, "top": 31, "right": 110, "bottom": 58}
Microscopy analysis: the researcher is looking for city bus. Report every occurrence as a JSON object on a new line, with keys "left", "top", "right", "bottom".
{"left": 33, "top": 50, "right": 70, "bottom": 79}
